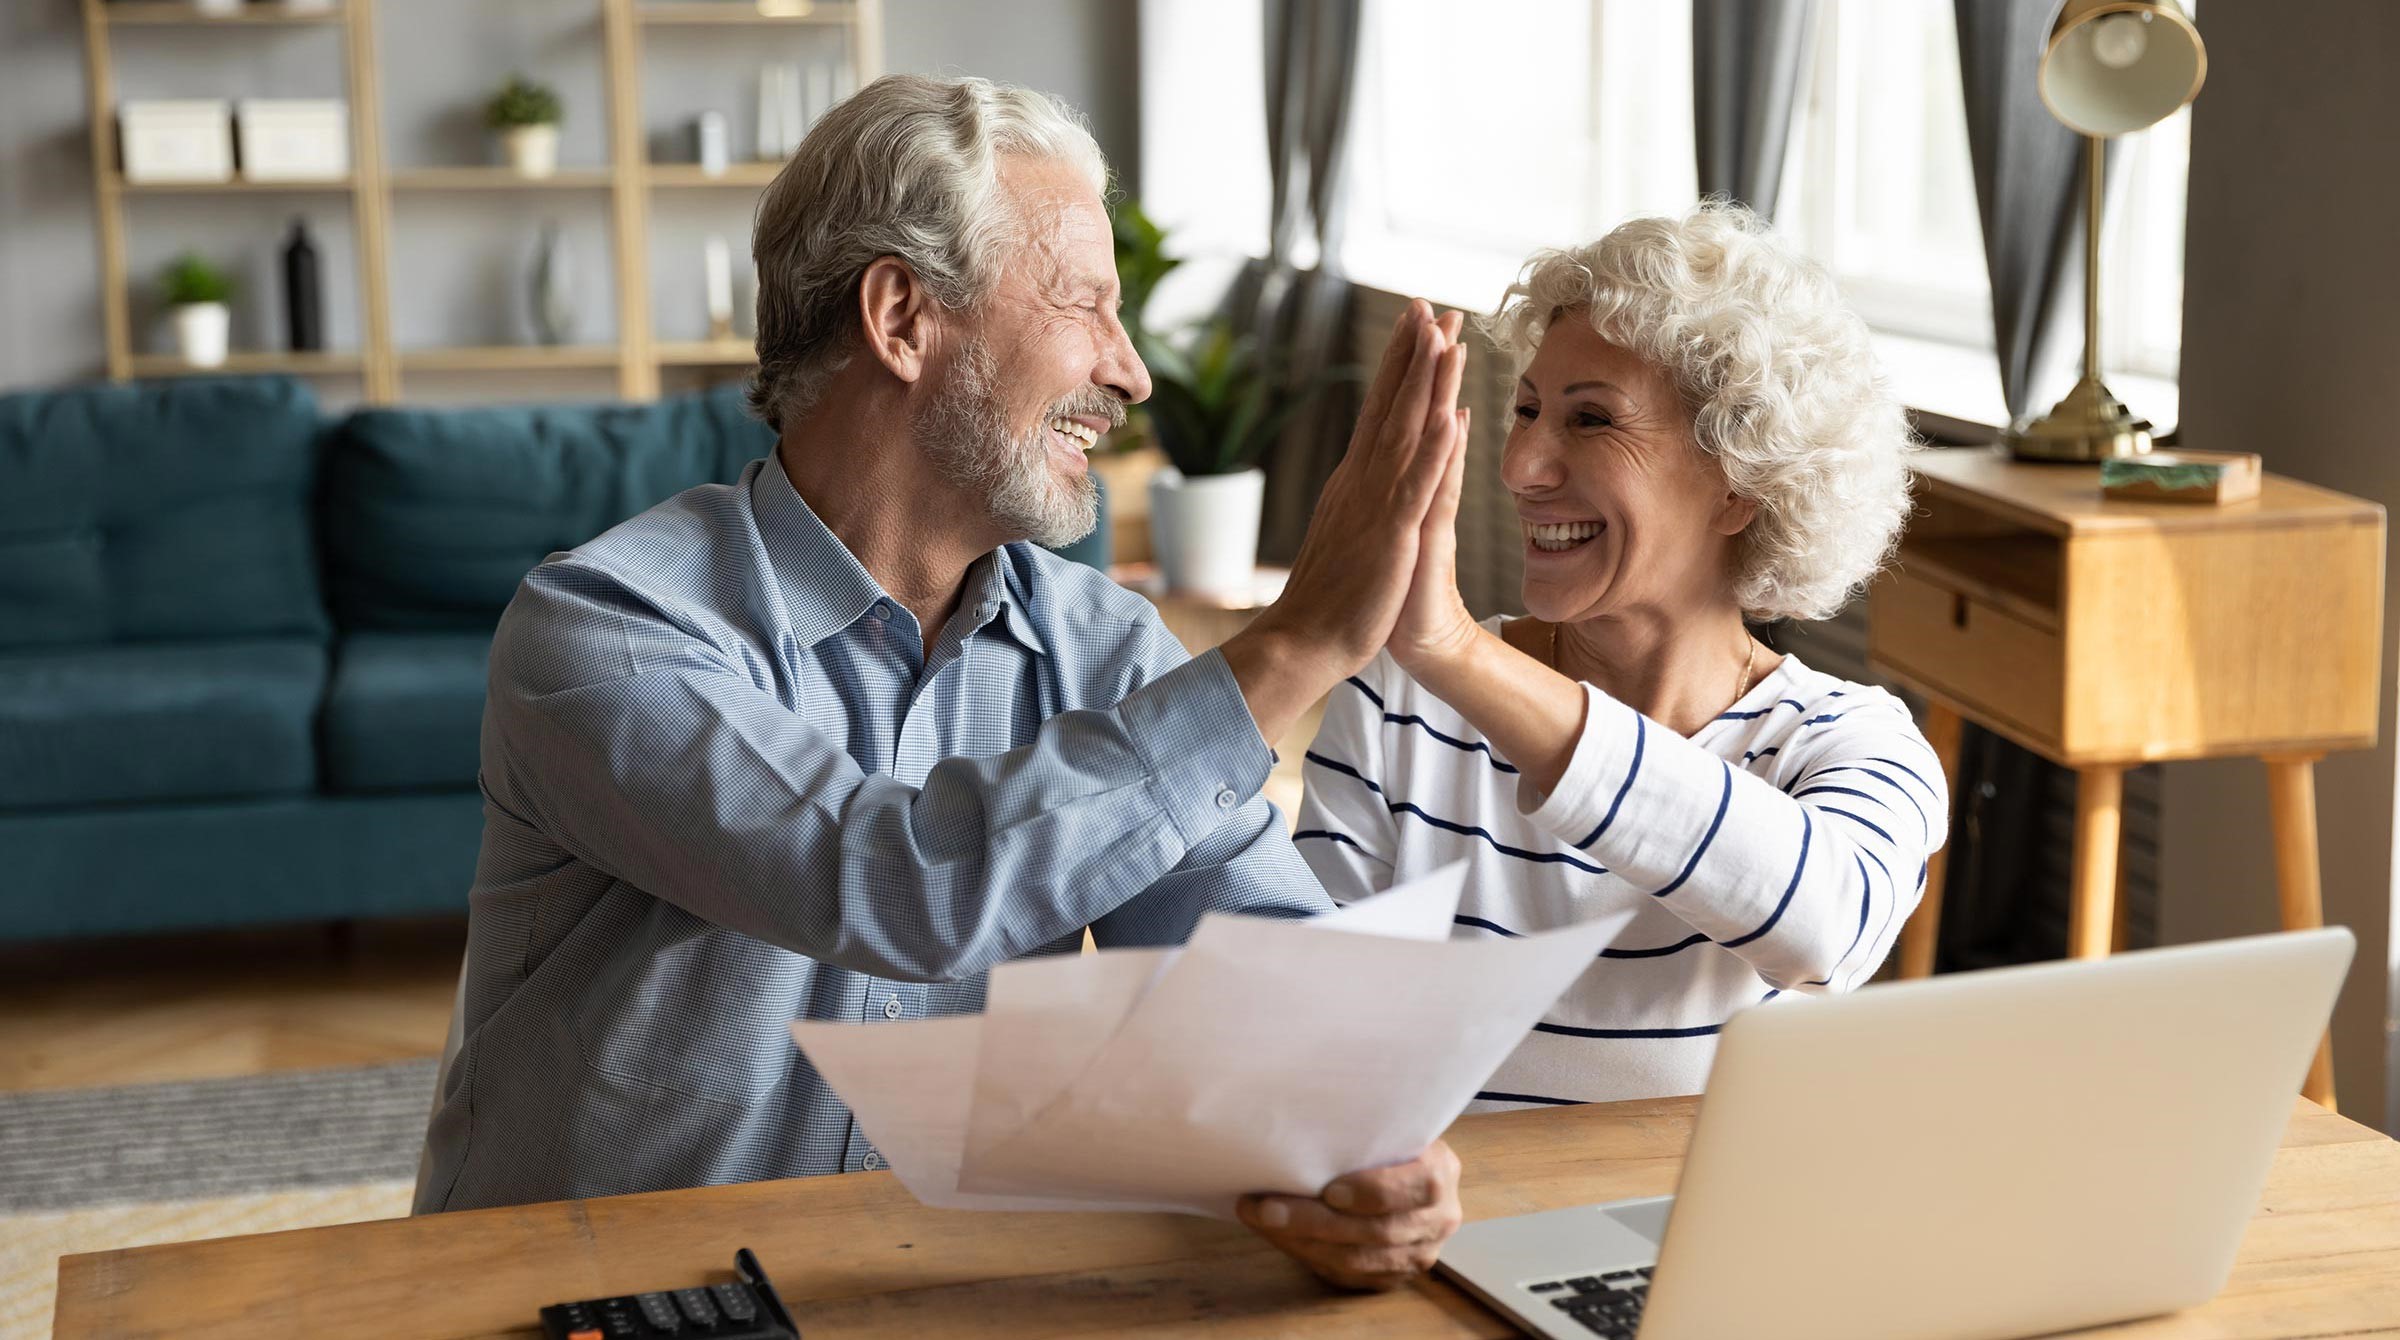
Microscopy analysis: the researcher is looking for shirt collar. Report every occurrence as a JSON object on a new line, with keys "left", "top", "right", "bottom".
{"left": 749, "top": 452, "right": 1050, "bottom": 657}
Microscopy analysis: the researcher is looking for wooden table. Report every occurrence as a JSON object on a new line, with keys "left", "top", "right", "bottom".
{"left": 54, "top": 1096, "right": 2400, "bottom": 1338}
{"left": 1872, "top": 447, "right": 2385, "bottom": 1107}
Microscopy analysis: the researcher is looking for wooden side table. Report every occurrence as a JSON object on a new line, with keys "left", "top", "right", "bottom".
{"left": 1870, "top": 447, "right": 2384, "bottom": 1109}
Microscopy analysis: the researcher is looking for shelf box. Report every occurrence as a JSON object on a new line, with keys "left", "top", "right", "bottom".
{"left": 236, "top": 99, "right": 349, "bottom": 182}
{"left": 120, "top": 100, "right": 234, "bottom": 184}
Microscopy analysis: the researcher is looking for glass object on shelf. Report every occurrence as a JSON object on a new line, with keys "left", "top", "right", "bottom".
{"left": 528, "top": 222, "right": 579, "bottom": 346}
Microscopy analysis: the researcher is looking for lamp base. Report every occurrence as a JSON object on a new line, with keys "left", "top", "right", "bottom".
{"left": 2005, "top": 375, "right": 2154, "bottom": 462}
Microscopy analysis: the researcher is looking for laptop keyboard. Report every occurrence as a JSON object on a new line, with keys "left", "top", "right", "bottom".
{"left": 1527, "top": 1266, "right": 1652, "bottom": 1338}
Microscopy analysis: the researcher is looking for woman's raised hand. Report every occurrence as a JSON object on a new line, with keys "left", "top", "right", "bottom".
{"left": 1390, "top": 313, "right": 1482, "bottom": 674}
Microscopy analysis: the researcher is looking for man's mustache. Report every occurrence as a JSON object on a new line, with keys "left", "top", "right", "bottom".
{"left": 1046, "top": 387, "right": 1129, "bottom": 432}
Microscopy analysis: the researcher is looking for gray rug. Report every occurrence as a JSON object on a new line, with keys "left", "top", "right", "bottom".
{"left": 0, "top": 1059, "right": 437, "bottom": 1212}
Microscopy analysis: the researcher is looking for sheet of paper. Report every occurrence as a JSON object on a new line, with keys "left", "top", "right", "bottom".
{"left": 789, "top": 1015, "right": 1174, "bottom": 1212}
{"left": 964, "top": 947, "right": 1174, "bottom": 1172}
{"left": 1303, "top": 860, "right": 1464, "bottom": 940}
{"left": 795, "top": 862, "right": 1632, "bottom": 1219}
{"left": 957, "top": 882, "right": 1635, "bottom": 1216}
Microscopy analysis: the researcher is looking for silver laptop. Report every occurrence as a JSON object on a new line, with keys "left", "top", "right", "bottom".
{"left": 1436, "top": 928, "right": 2354, "bottom": 1340}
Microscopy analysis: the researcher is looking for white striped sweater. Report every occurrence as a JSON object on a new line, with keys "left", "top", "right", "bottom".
{"left": 1294, "top": 618, "right": 1950, "bottom": 1110}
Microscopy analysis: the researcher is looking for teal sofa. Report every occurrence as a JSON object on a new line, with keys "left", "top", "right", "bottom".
{"left": 0, "top": 376, "right": 1108, "bottom": 942}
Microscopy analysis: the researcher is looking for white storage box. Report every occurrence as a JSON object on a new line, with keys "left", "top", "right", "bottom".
{"left": 119, "top": 100, "right": 234, "bottom": 184}
{"left": 236, "top": 100, "right": 349, "bottom": 182}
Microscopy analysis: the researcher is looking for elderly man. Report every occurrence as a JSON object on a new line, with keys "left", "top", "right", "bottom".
{"left": 414, "top": 74, "right": 1472, "bottom": 1290}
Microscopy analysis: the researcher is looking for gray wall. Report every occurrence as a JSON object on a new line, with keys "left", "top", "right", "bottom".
{"left": 0, "top": 0, "right": 1137, "bottom": 398}
{"left": 2162, "top": 0, "right": 2400, "bottom": 1132}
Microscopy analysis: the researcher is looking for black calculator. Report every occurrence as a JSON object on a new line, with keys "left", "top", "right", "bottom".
{"left": 540, "top": 1247, "right": 801, "bottom": 1339}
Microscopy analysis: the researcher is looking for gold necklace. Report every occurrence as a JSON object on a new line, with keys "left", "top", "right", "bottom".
{"left": 1547, "top": 621, "right": 1759, "bottom": 704}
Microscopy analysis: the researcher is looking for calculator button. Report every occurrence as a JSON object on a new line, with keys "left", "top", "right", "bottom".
{"left": 674, "top": 1288, "right": 722, "bottom": 1325}
{"left": 711, "top": 1283, "right": 759, "bottom": 1322}
{"left": 637, "top": 1292, "right": 682, "bottom": 1330}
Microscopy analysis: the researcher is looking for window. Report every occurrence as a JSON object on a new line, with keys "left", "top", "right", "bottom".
{"left": 1332, "top": 0, "right": 2190, "bottom": 427}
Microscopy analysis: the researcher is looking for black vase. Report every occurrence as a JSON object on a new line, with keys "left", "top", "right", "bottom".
{"left": 282, "top": 218, "right": 323, "bottom": 352}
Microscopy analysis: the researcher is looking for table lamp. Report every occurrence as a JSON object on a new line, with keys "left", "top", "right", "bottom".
{"left": 2006, "top": 0, "right": 2205, "bottom": 462}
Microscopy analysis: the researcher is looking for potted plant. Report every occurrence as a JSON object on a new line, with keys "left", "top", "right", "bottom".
{"left": 1142, "top": 323, "right": 1351, "bottom": 597}
{"left": 486, "top": 74, "right": 563, "bottom": 178}
{"left": 1112, "top": 196, "right": 1181, "bottom": 355}
{"left": 161, "top": 252, "right": 234, "bottom": 368}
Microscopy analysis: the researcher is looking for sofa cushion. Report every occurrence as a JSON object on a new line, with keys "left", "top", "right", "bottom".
{"left": 322, "top": 383, "right": 773, "bottom": 631}
{"left": 0, "top": 638, "right": 326, "bottom": 810}
{"left": 322, "top": 631, "right": 493, "bottom": 793}
{"left": 0, "top": 377, "right": 328, "bottom": 650}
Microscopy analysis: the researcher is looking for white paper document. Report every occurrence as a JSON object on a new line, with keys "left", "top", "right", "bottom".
{"left": 790, "top": 862, "right": 1633, "bottom": 1218}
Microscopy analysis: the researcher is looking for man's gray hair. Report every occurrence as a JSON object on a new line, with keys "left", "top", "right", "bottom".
{"left": 747, "top": 74, "right": 1108, "bottom": 431}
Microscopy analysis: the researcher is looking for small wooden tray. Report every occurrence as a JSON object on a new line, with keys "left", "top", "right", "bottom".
{"left": 2100, "top": 450, "right": 2263, "bottom": 505}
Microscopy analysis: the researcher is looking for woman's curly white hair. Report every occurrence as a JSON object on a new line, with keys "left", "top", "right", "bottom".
{"left": 1483, "top": 201, "right": 1918, "bottom": 623}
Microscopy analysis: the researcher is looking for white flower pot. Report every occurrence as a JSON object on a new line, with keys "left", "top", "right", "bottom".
{"left": 172, "top": 302, "right": 230, "bottom": 368}
{"left": 501, "top": 124, "right": 559, "bottom": 178}
{"left": 1148, "top": 466, "right": 1265, "bottom": 598}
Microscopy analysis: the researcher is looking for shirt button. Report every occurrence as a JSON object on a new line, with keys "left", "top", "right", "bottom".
{"left": 871, "top": 602, "right": 892, "bottom": 621}
{"left": 862, "top": 1151, "right": 882, "bottom": 1171}
{"left": 1215, "top": 786, "right": 1237, "bottom": 810}
{"left": 882, "top": 997, "right": 903, "bottom": 1020}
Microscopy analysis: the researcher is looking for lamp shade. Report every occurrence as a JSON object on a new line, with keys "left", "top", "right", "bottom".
{"left": 2038, "top": 0, "right": 2206, "bottom": 137}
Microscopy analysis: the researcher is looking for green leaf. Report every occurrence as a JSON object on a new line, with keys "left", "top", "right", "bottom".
{"left": 160, "top": 251, "right": 233, "bottom": 306}
{"left": 486, "top": 73, "right": 562, "bottom": 129}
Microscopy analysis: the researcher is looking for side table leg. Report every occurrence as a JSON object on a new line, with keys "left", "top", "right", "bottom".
{"left": 1897, "top": 702, "right": 1965, "bottom": 979}
{"left": 2067, "top": 766, "right": 2125, "bottom": 960}
{"left": 2266, "top": 754, "right": 2338, "bottom": 1111}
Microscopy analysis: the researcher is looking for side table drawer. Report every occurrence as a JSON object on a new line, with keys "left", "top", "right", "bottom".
{"left": 1869, "top": 569, "right": 2064, "bottom": 750}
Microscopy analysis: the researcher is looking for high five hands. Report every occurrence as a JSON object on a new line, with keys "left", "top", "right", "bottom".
{"left": 1221, "top": 298, "right": 1475, "bottom": 745}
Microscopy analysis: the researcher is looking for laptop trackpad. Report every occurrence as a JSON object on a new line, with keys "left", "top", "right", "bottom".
{"left": 1603, "top": 1196, "right": 1672, "bottom": 1248}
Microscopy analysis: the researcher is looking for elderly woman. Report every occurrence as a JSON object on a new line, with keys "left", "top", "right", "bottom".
{"left": 1295, "top": 203, "right": 1946, "bottom": 1108}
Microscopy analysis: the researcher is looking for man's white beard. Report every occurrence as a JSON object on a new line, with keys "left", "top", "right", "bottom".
{"left": 913, "top": 337, "right": 1103, "bottom": 550}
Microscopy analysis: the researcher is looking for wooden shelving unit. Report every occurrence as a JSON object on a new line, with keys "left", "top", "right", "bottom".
{"left": 399, "top": 344, "right": 622, "bottom": 372}
{"left": 80, "top": 0, "right": 882, "bottom": 403}
{"left": 113, "top": 174, "right": 358, "bottom": 194}
{"left": 104, "top": 3, "right": 345, "bottom": 25}
{"left": 644, "top": 162, "right": 781, "bottom": 188}
{"left": 635, "top": 2, "right": 864, "bottom": 26}
{"left": 387, "top": 166, "right": 615, "bottom": 191}
{"left": 129, "top": 349, "right": 365, "bottom": 377}
{"left": 654, "top": 338, "right": 760, "bottom": 365}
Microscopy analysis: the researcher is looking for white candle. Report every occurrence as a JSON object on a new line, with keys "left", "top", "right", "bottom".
{"left": 704, "top": 236, "right": 733, "bottom": 332}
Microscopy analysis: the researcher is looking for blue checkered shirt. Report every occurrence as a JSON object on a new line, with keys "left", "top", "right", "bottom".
{"left": 414, "top": 453, "right": 1329, "bottom": 1213}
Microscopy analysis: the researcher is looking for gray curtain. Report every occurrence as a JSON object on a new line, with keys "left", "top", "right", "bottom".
{"left": 1242, "top": 0, "right": 1364, "bottom": 562}
{"left": 1934, "top": 1, "right": 2143, "bottom": 977}
{"left": 1953, "top": 0, "right": 2115, "bottom": 420}
{"left": 1691, "top": 0, "right": 1819, "bottom": 220}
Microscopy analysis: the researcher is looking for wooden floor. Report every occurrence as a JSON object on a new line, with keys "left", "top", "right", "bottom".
{"left": 0, "top": 918, "right": 465, "bottom": 1095}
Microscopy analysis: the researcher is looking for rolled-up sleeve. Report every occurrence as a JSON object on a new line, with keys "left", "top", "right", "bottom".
{"left": 486, "top": 562, "right": 1309, "bottom": 983}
